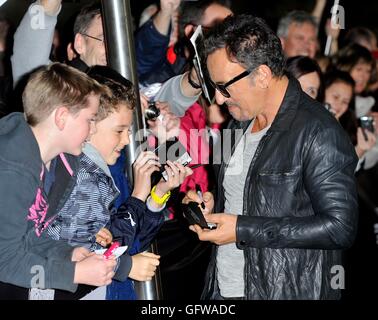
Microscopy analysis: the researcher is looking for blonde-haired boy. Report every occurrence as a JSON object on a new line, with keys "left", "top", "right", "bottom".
{"left": 0, "top": 63, "right": 117, "bottom": 299}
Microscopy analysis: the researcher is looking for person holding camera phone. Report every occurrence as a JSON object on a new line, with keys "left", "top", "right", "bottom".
{"left": 324, "top": 70, "right": 376, "bottom": 169}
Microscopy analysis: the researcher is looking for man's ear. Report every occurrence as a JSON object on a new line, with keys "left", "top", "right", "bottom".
{"left": 256, "top": 65, "right": 273, "bottom": 89}
{"left": 184, "top": 24, "right": 195, "bottom": 38}
{"left": 279, "top": 37, "right": 286, "bottom": 51}
{"left": 74, "top": 33, "right": 85, "bottom": 55}
{"left": 55, "top": 106, "right": 69, "bottom": 130}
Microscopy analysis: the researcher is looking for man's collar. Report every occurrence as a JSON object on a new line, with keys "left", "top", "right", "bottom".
{"left": 68, "top": 57, "right": 89, "bottom": 73}
{"left": 268, "top": 75, "right": 302, "bottom": 132}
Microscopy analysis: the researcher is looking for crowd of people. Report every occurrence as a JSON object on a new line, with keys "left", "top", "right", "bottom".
{"left": 0, "top": 0, "right": 377, "bottom": 300}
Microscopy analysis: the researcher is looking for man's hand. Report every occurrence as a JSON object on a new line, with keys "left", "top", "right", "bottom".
{"left": 189, "top": 213, "right": 237, "bottom": 246}
{"left": 72, "top": 247, "right": 92, "bottom": 262}
{"left": 129, "top": 252, "right": 161, "bottom": 282}
{"left": 40, "top": 0, "right": 62, "bottom": 16}
{"left": 95, "top": 228, "right": 113, "bottom": 247}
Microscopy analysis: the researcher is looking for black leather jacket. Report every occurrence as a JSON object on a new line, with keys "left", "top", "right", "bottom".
{"left": 202, "top": 77, "right": 359, "bottom": 300}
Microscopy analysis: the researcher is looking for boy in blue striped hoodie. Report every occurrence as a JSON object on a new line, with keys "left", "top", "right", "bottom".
{"left": 47, "top": 66, "right": 192, "bottom": 299}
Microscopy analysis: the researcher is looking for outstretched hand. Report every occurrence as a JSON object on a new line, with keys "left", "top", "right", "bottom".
{"left": 189, "top": 213, "right": 237, "bottom": 246}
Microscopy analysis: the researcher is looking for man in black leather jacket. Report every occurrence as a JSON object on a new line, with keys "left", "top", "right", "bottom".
{"left": 183, "top": 14, "right": 359, "bottom": 300}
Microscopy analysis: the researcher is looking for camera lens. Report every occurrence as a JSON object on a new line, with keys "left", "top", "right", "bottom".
{"left": 145, "top": 102, "right": 160, "bottom": 121}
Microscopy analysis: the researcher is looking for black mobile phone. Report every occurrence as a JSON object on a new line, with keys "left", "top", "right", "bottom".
{"left": 150, "top": 137, "right": 192, "bottom": 186}
{"left": 181, "top": 202, "right": 216, "bottom": 229}
{"left": 358, "top": 116, "right": 375, "bottom": 133}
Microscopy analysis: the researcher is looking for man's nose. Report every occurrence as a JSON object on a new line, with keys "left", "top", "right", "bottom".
{"left": 215, "top": 90, "right": 228, "bottom": 105}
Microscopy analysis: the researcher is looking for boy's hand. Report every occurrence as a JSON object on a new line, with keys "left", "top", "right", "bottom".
{"left": 74, "top": 254, "right": 116, "bottom": 286}
{"left": 155, "top": 161, "right": 192, "bottom": 196}
{"left": 95, "top": 228, "right": 113, "bottom": 247}
{"left": 72, "top": 247, "right": 92, "bottom": 262}
{"left": 129, "top": 252, "right": 160, "bottom": 282}
{"left": 131, "top": 151, "right": 161, "bottom": 202}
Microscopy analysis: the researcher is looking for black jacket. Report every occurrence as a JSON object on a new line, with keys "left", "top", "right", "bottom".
{"left": 202, "top": 78, "right": 359, "bottom": 300}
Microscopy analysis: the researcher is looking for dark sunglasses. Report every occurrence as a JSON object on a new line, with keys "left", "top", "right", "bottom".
{"left": 208, "top": 68, "right": 253, "bottom": 98}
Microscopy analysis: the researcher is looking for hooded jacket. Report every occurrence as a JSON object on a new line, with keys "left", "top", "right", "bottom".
{"left": 0, "top": 113, "right": 79, "bottom": 294}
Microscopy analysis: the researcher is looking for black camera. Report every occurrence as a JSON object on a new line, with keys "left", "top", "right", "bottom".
{"left": 145, "top": 101, "right": 160, "bottom": 121}
{"left": 358, "top": 116, "right": 375, "bottom": 133}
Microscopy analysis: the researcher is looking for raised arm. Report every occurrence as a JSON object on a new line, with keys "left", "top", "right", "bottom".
{"left": 11, "top": 0, "right": 61, "bottom": 86}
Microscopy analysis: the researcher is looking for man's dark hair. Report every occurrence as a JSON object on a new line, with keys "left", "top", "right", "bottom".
{"left": 204, "top": 14, "right": 286, "bottom": 78}
{"left": 178, "top": 0, "right": 231, "bottom": 39}
{"left": 73, "top": 2, "right": 102, "bottom": 36}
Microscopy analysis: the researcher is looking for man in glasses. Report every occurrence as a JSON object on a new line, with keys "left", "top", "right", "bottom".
{"left": 12, "top": 1, "right": 105, "bottom": 86}
{"left": 183, "top": 14, "right": 358, "bottom": 300}
{"left": 71, "top": 3, "right": 107, "bottom": 69}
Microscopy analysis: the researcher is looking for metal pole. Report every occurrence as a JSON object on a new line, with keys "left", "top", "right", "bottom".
{"left": 101, "top": 0, "right": 162, "bottom": 300}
